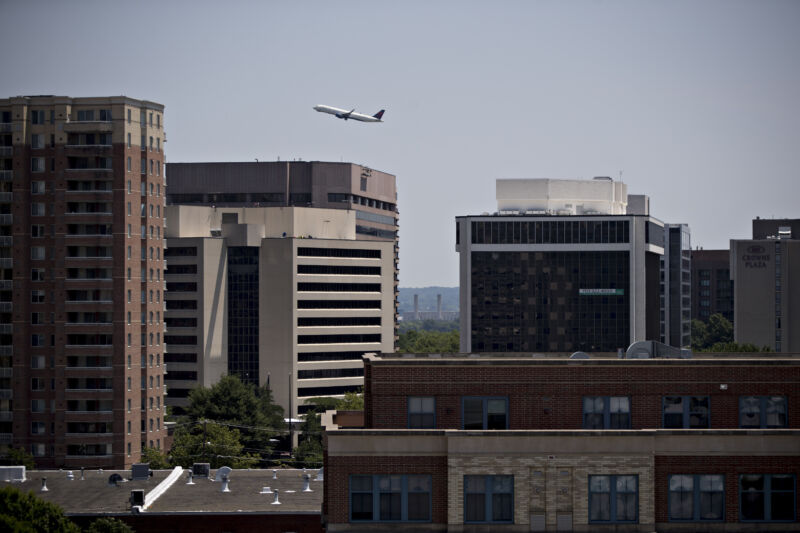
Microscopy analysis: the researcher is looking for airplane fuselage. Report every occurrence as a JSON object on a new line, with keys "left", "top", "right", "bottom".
{"left": 313, "top": 105, "right": 384, "bottom": 122}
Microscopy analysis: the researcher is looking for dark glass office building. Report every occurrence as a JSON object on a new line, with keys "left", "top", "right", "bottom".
{"left": 457, "top": 215, "right": 673, "bottom": 353}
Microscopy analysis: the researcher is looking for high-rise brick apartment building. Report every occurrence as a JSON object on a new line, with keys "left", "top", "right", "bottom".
{"left": 0, "top": 96, "right": 166, "bottom": 468}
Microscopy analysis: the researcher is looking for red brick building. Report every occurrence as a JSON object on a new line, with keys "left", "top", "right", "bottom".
{"left": 323, "top": 352, "right": 800, "bottom": 532}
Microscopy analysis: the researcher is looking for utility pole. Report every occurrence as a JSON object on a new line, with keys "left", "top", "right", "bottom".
{"left": 202, "top": 419, "right": 207, "bottom": 461}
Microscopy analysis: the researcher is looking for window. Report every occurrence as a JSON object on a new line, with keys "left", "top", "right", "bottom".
{"left": 127, "top": 157, "right": 131, "bottom": 172}
{"left": 31, "top": 422, "right": 46, "bottom": 435}
{"left": 583, "top": 396, "right": 630, "bottom": 429}
{"left": 127, "top": 109, "right": 132, "bottom": 123}
{"left": 589, "top": 475, "right": 638, "bottom": 523}
{"left": 740, "top": 474, "right": 795, "bottom": 521}
{"left": 31, "top": 399, "right": 45, "bottom": 413}
{"left": 350, "top": 474, "right": 431, "bottom": 522}
{"left": 408, "top": 397, "right": 435, "bottom": 428}
{"left": 31, "top": 378, "right": 45, "bottom": 391}
{"left": 463, "top": 397, "right": 508, "bottom": 429}
{"left": 31, "top": 134, "right": 44, "bottom": 149}
{"left": 464, "top": 475, "right": 513, "bottom": 523}
{"left": 31, "top": 246, "right": 45, "bottom": 260}
{"left": 663, "top": 396, "right": 709, "bottom": 428}
{"left": 740, "top": 396, "right": 787, "bottom": 428}
{"left": 31, "top": 290, "right": 45, "bottom": 303}
{"left": 31, "top": 268, "right": 45, "bottom": 281}
{"left": 31, "top": 203, "right": 45, "bottom": 216}
{"left": 669, "top": 474, "right": 724, "bottom": 521}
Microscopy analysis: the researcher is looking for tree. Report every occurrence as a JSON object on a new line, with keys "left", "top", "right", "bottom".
{"left": 338, "top": 390, "right": 364, "bottom": 410}
{"left": 184, "top": 375, "right": 285, "bottom": 461}
{"left": 0, "top": 447, "right": 35, "bottom": 469}
{"left": 0, "top": 486, "right": 80, "bottom": 533}
{"left": 692, "top": 314, "right": 734, "bottom": 351}
{"left": 707, "top": 314, "right": 733, "bottom": 345}
{"left": 141, "top": 447, "right": 170, "bottom": 470}
{"left": 705, "top": 342, "right": 770, "bottom": 353}
{"left": 398, "top": 329, "right": 458, "bottom": 353}
{"left": 169, "top": 421, "right": 258, "bottom": 469}
{"left": 293, "top": 411, "right": 323, "bottom": 468}
{"left": 691, "top": 319, "right": 709, "bottom": 350}
{"left": 84, "top": 517, "right": 134, "bottom": 533}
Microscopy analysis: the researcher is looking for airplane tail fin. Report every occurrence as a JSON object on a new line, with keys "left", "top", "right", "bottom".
{"left": 373, "top": 110, "right": 385, "bottom": 120}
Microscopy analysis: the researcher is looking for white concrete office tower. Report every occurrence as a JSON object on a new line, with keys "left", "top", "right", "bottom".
{"left": 456, "top": 177, "right": 690, "bottom": 353}
{"left": 163, "top": 205, "right": 394, "bottom": 418}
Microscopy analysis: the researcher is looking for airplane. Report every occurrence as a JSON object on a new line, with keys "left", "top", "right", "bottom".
{"left": 313, "top": 105, "right": 385, "bottom": 122}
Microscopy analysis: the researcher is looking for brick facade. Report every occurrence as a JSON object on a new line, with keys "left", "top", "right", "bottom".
{"left": 324, "top": 354, "right": 800, "bottom": 531}
{"left": 366, "top": 360, "right": 800, "bottom": 430}
{"left": 655, "top": 455, "right": 800, "bottom": 524}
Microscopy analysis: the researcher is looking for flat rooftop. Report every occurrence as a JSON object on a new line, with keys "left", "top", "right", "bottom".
{"left": 366, "top": 352, "right": 800, "bottom": 365}
{"left": 8, "top": 467, "right": 322, "bottom": 516}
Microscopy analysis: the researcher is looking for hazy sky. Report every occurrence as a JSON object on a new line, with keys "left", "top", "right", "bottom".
{"left": 2, "top": 0, "right": 798, "bottom": 287}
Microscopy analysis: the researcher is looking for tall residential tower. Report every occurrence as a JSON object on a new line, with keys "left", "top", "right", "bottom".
{"left": 0, "top": 96, "right": 166, "bottom": 468}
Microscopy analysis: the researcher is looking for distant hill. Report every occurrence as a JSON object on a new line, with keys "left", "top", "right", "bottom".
{"left": 398, "top": 286, "right": 459, "bottom": 313}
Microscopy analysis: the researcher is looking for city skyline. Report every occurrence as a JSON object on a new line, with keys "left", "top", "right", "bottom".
{"left": 2, "top": 0, "right": 798, "bottom": 286}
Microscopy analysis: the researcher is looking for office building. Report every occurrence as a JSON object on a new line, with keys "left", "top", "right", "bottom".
{"left": 691, "top": 249, "right": 733, "bottom": 323}
{"left": 164, "top": 205, "right": 395, "bottom": 419}
{"left": 731, "top": 218, "right": 800, "bottom": 352}
{"left": 323, "top": 351, "right": 800, "bottom": 532}
{"left": 0, "top": 95, "right": 166, "bottom": 468}
{"left": 456, "top": 177, "right": 689, "bottom": 353}
{"left": 661, "top": 224, "right": 691, "bottom": 348}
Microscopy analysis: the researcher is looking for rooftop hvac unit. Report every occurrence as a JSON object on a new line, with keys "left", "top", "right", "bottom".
{"left": 192, "top": 463, "right": 210, "bottom": 478}
{"left": 130, "top": 489, "right": 145, "bottom": 507}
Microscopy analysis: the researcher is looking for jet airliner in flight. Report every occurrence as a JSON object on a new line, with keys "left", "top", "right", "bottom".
{"left": 313, "top": 105, "right": 385, "bottom": 122}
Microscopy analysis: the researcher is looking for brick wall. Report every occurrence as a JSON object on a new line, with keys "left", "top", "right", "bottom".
{"left": 325, "top": 455, "right": 448, "bottom": 525}
{"left": 71, "top": 513, "right": 324, "bottom": 533}
{"left": 448, "top": 453, "right": 654, "bottom": 528}
{"left": 366, "top": 362, "right": 800, "bottom": 430}
{"left": 655, "top": 455, "right": 800, "bottom": 523}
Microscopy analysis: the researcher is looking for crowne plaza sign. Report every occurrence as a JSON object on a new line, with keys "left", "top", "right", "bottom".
{"left": 742, "top": 244, "right": 770, "bottom": 268}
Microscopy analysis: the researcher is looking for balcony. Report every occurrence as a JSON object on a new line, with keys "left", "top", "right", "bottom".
{"left": 0, "top": 389, "right": 12, "bottom": 399}
{"left": 63, "top": 121, "right": 113, "bottom": 133}
{"left": 0, "top": 302, "right": 11, "bottom": 312}
{"left": 0, "top": 236, "right": 12, "bottom": 246}
{"left": 0, "top": 214, "right": 12, "bottom": 225}
{"left": 65, "top": 389, "right": 113, "bottom": 393}
{"left": 0, "top": 147, "right": 11, "bottom": 157}
{"left": 65, "top": 168, "right": 113, "bottom": 174}
{"left": 0, "top": 171, "right": 11, "bottom": 182}
{"left": 0, "top": 124, "right": 14, "bottom": 133}
{"left": 0, "top": 412, "right": 11, "bottom": 422}
{"left": 0, "top": 368, "right": 10, "bottom": 378}
{"left": 0, "top": 346, "right": 10, "bottom": 356}
{"left": 0, "top": 281, "right": 11, "bottom": 290}
{"left": 0, "top": 192, "right": 11, "bottom": 202}
{"left": 0, "top": 433, "right": 11, "bottom": 444}
{"left": 0, "top": 324, "right": 11, "bottom": 335}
